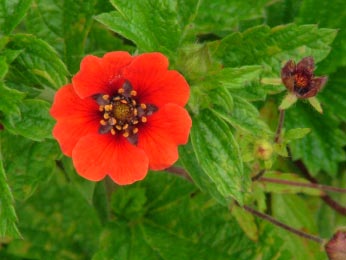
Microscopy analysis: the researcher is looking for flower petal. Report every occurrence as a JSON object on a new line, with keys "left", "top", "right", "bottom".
{"left": 297, "top": 56, "right": 315, "bottom": 73}
{"left": 72, "top": 51, "right": 133, "bottom": 98}
{"left": 281, "top": 60, "right": 295, "bottom": 92}
{"left": 300, "top": 76, "right": 328, "bottom": 98}
{"left": 123, "top": 52, "right": 190, "bottom": 107}
{"left": 50, "top": 84, "right": 100, "bottom": 156}
{"left": 138, "top": 104, "right": 192, "bottom": 170}
{"left": 72, "top": 134, "right": 149, "bottom": 185}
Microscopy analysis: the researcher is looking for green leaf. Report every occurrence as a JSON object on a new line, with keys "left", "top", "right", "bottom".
{"left": 285, "top": 102, "right": 346, "bottom": 176}
{"left": 24, "top": 0, "right": 97, "bottom": 73}
{"left": 1, "top": 99, "right": 55, "bottom": 141}
{"left": 0, "top": 56, "right": 8, "bottom": 78}
{"left": 6, "top": 34, "right": 67, "bottom": 90}
{"left": 0, "top": 82, "right": 25, "bottom": 115}
{"left": 284, "top": 128, "right": 311, "bottom": 141}
{"left": 0, "top": 0, "right": 32, "bottom": 35}
{"left": 214, "top": 95, "right": 271, "bottom": 137}
{"left": 179, "top": 142, "right": 229, "bottom": 205}
{"left": 231, "top": 204, "right": 258, "bottom": 241}
{"left": 319, "top": 67, "right": 346, "bottom": 122}
{"left": 272, "top": 194, "right": 324, "bottom": 259}
{"left": 4, "top": 173, "right": 102, "bottom": 259}
{"left": 194, "top": 0, "right": 270, "bottom": 35}
{"left": 190, "top": 110, "right": 249, "bottom": 204}
{"left": 211, "top": 24, "right": 336, "bottom": 73}
{"left": 297, "top": 0, "right": 346, "bottom": 73}
{"left": 1, "top": 131, "right": 60, "bottom": 201}
{"left": 0, "top": 148, "right": 20, "bottom": 238}
{"left": 95, "top": 0, "right": 199, "bottom": 55}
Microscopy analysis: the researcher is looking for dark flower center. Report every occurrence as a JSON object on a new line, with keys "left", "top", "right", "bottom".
{"left": 294, "top": 72, "right": 309, "bottom": 88}
{"left": 93, "top": 80, "right": 158, "bottom": 145}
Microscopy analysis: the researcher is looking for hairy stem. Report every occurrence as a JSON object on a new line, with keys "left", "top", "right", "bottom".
{"left": 274, "top": 109, "right": 286, "bottom": 143}
{"left": 259, "top": 177, "right": 346, "bottom": 193}
{"left": 243, "top": 205, "right": 324, "bottom": 244}
{"left": 296, "top": 160, "right": 346, "bottom": 216}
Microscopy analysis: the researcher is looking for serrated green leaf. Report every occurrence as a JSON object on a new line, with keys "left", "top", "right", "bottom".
{"left": 213, "top": 95, "right": 271, "bottom": 137}
{"left": 297, "top": 0, "right": 346, "bottom": 73}
{"left": 4, "top": 173, "right": 101, "bottom": 259}
{"left": 0, "top": 82, "right": 25, "bottom": 115}
{"left": 285, "top": 102, "right": 346, "bottom": 176}
{"left": 6, "top": 34, "right": 67, "bottom": 90}
{"left": 1, "top": 131, "right": 59, "bottom": 201}
{"left": 179, "top": 142, "right": 229, "bottom": 205}
{"left": 255, "top": 172, "right": 323, "bottom": 196}
{"left": 95, "top": 0, "right": 199, "bottom": 56}
{"left": 319, "top": 67, "right": 346, "bottom": 122}
{"left": 0, "top": 0, "right": 32, "bottom": 35}
{"left": 1, "top": 99, "right": 55, "bottom": 141}
{"left": 211, "top": 24, "right": 336, "bottom": 73}
{"left": 25, "top": 0, "right": 97, "bottom": 73}
{"left": 194, "top": 0, "right": 270, "bottom": 35}
{"left": 0, "top": 149, "right": 20, "bottom": 238}
{"left": 191, "top": 110, "right": 248, "bottom": 204}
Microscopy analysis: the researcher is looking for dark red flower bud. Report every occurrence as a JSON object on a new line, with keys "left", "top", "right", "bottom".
{"left": 325, "top": 230, "right": 346, "bottom": 260}
{"left": 281, "top": 57, "right": 327, "bottom": 99}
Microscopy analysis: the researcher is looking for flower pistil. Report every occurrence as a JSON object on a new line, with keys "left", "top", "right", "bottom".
{"left": 93, "top": 80, "right": 158, "bottom": 145}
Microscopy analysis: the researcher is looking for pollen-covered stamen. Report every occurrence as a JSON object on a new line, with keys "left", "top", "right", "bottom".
{"left": 93, "top": 80, "right": 158, "bottom": 145}
{"left": 294, "top": 73, "right": 309, "bottom": 88}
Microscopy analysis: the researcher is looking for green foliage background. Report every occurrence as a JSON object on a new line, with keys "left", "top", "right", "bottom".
{"left": 0, "top": 0, "right": 345, "bottom": 259}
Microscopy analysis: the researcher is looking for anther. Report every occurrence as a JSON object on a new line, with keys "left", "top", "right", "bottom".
{"left": 123, "top": 124, "right": 129, "bottom": 130}
{"left": 120, "top": 99, "right": 128, "bottom": 104}
{"left": 133, "top": 109, "right": 138, "bottom": 116}
{"left": 99, "top": 106, "right": 104, "bottom": 112}
{"left": 100, "top": 120, "right": 107, "bottom": 126}
{"left": 130, "top": 90, "right": 137, "bottom": 96}
{"left": 102, "top": 94, "right": 110, "bottom": 100}
{"left": 118, "top": 88, "right": 124, "bottom": 94}
{"left": 104, "top": 113, "right": 110, "bottom": 119}
{"left": 141, "top": 116, "right": 147, "bottom": 123}
{"left": 111, "top": 129, "right": 116, "bottom": 135}
{"left": 133, "top": 120, "right": 139, "bottom": 125}
{"left": 140, "top": 103, "right": 147, "bottom": 110}
{"left": 116, "top": 125, "right": 122, "bottom": 131}
{"left": 133, "top": 128, "right": 139, "bottom": 134}
{"left": 109, "top": 118, "right": 117, "bottom": 125}
{"left": 104, "top": 104, "right": 112, "bottom": 111}
{"left": 123, "top": 131, "right": 130, "bottom": 138}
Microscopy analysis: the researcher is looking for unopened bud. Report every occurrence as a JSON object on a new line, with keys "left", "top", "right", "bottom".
{"left": 254, "top": 140, "right": 273, "bottom": 161}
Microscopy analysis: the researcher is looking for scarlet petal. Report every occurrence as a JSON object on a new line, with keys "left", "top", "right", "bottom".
{"left": 50, "top": 84, "right": 100, "bottom": 156}
{"left": 281, "top": 60, "right": 295, "bottom": 92}
{"left": 138, "top": 104, "right": 192, "bottom": 170}
{"left": 123, "top": 53, "right": 190, "bottom": 107}
{"left": 72, "top": 52, "right": 133, "bottom": 98}
{"left": 72, "top": 134, "right": 149, "bottom": 185}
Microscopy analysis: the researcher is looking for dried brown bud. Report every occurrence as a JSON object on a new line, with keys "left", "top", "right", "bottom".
{"left": 281, "top": 57, "right": 327, "bottom": 99}
{"left": 325, "top": 230, "right": 346, "bottom": 260}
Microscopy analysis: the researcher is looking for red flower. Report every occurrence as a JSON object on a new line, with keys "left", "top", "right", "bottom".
{"left": 51, "top": 52, "right": 192, "bottom": 185}
{"left": 281, "top": 56, "right": 327, "bottom": 98}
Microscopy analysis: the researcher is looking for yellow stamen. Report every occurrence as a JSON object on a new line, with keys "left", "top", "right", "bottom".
{"left": 116, "top": 125, "right": 122, "bottom": 131}
{"left": 133, "top": 128, "right": 139, "bottom": 134}
{"left": 109, "top": 118, "right": 117, "bottom": 125}
{"left": 111, "top": 129, "right": 116, "bottom": 135}
{"left": 100, "top": 120, "right": 107, "bottom": 126}
{"left": 123, "top": 131, "right": 129, "bottom": 138}
{"left": 141, "top": 116, "right": 147, "bottom": 123}
{"left": 102, "top": 94, "right": 110, "bottom": 100}
{"left": 118, "top": 88, "right": 124, "bottom": 94}
{"left": 120, "top": 99, "right": 128, "bottom": 104}
{"left": 103, "top": 113, "right": 110, "bottom": 119}
{"left": 104, "top": 104, "right": 112, "bottom": 111}
{"left": 140, "top": 103, "right": 147, "bottom": 110}
{"left": 99, "top": 106, "right": 104, "bottom": 112}
{"left": 114, "top": 96, "right": 121, "bottom": 101}
{"left": 133, "top": 109, "right": 138, "bottom": 116}
{"left": 123, "top": 124, "right": 129, "bottom": 130}
{"left": 130, "top": 90, "right": 137, "bottom": 96}
{"left": 133, "top": 120, "right": 139, "bottom": 125}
